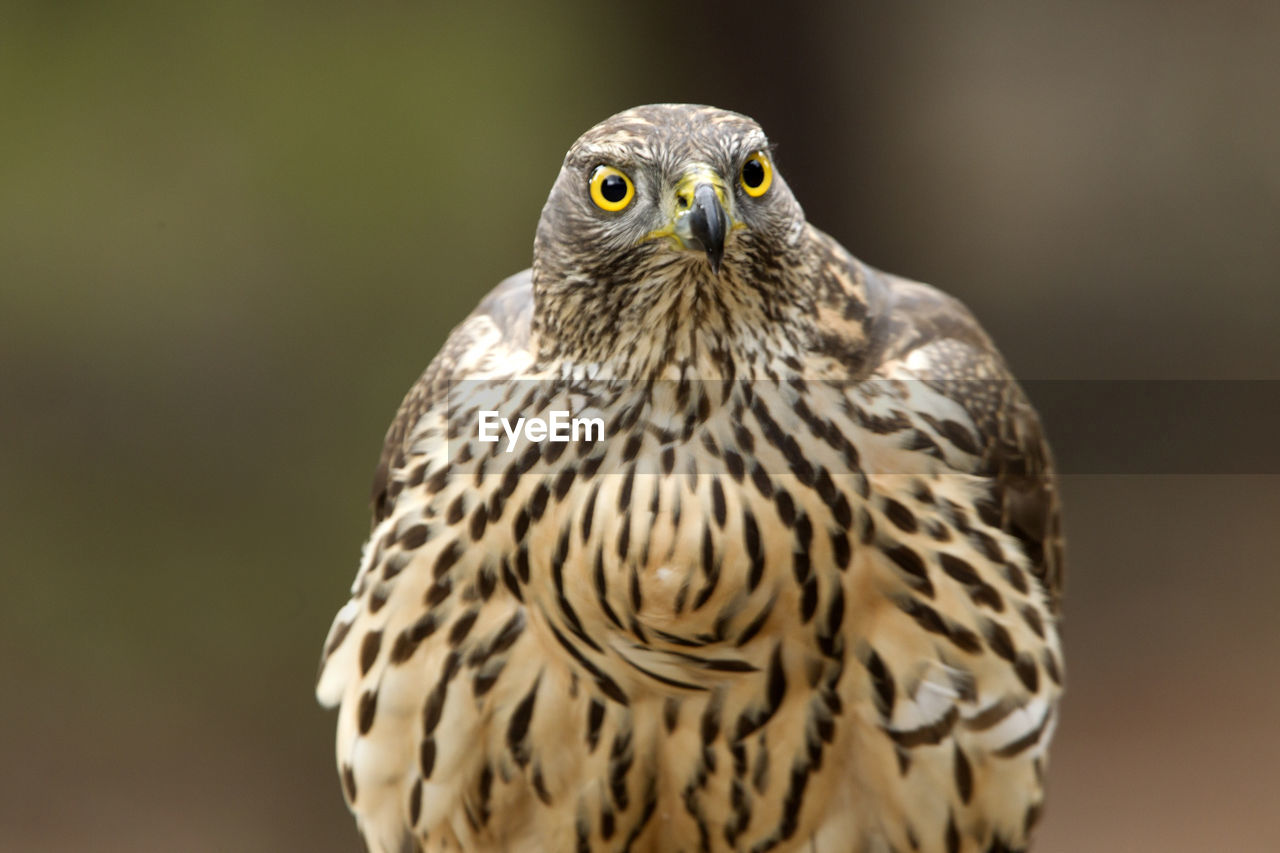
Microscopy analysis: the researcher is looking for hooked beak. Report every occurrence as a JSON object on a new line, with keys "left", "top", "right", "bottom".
{"left": 670, "top": 176, "right": 730, "bottom": 274}
{"left": 686, "top": 183, "right": 727, "bottom": 274}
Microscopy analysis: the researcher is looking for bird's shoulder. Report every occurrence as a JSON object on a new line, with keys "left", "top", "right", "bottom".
{"left": 371, "top": 270, "right": 535, "bottom": 522}
{"left": 807, "top": 228, "right": 1064, "bottom": 610}
{"left": 804, "top": 227, "right": 996, "bottom": 379}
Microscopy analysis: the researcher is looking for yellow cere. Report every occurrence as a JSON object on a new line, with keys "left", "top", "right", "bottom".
{"left": 673, "top": 168, "right": 728, "bottom": 209}
{"left": 739, "top": 151, "right": 773, "bottom": 197}
{"left": 589, "top": 166, "right": 635, "bottom": 212}
{"left": 643, "top": 170, "right": 746, "bottom": 246}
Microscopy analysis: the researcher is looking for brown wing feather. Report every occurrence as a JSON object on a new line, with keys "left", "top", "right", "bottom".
{"left": 812, "top": 234, "right": 1064, "bottom": 611}
{"left": 371, "top": 270, "right": 535, "bottom": 522}
{"left": 880, "top": 272, "right": 1063, "bottom": 612}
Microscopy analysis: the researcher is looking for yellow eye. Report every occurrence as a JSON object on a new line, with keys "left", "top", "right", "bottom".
{"left": 739, "top": 151, "right": 773, "bottom": 197}
{"left": 589, "top": 165, "right": 635, "bottom": 212}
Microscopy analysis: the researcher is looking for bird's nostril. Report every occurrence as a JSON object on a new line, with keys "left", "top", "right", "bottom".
{"left": 676, "top": 195, "right": 690, "bottom": 210}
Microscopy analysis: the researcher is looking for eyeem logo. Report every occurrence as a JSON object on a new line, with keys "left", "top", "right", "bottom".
{"left": 477, "top": 410, "right": 605, "bottom": 453}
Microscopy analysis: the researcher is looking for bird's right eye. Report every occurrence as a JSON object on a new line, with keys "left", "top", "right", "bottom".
{"left": 589, "top": 166, "right": 635, "bottom": 212}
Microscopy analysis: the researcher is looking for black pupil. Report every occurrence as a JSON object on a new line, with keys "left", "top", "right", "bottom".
{"left": 742, "top": 157, "right": 765, "bottom": 188}
{"left": 600, "top": 174, "right": 627, "bottom": 203}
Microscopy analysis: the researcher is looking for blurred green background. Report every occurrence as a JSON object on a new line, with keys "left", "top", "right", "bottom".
{"left": 3, "top": 2, "right": 1278, "bottom": 850}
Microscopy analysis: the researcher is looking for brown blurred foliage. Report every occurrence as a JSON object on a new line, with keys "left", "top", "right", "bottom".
{"left": 2, "top": 2, "right": 1277, "bottom": 849}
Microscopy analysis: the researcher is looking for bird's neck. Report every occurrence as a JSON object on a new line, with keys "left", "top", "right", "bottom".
{"left": 532, "top": 257, "right": 819, "bottom": 381}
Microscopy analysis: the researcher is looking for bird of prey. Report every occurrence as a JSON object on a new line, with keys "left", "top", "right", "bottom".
{"left": 318, "top": 104, "right": 1063, "bottom": 853}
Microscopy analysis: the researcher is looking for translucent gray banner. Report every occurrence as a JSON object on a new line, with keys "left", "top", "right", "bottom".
{"left": 433, "top": 379, "right": 1280, "bottom": 476}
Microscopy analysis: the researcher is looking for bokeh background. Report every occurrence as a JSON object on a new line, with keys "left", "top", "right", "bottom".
{"left": 3, "top": 2, "right": 1278, "bottom": 850}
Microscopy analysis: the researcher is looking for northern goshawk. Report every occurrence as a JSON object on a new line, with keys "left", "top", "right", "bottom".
{"left": 318, "top": 104, "right": 1064, "bottom": 853}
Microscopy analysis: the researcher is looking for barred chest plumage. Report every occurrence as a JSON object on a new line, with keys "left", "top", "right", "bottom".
{"left": 362, "top": 365, "right": 1058, "bottom": 853}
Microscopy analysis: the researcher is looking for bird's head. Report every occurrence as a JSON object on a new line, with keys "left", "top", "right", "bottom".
{"left": 531, "top": 104, "right": 813, "bottom": 369}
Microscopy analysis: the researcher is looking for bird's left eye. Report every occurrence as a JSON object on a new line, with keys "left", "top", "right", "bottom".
{"left": 739, "top": 151, "right": 773, "bottom": 197}
{"left": 589, "top": 166, "right": 635, "bottom": 212}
